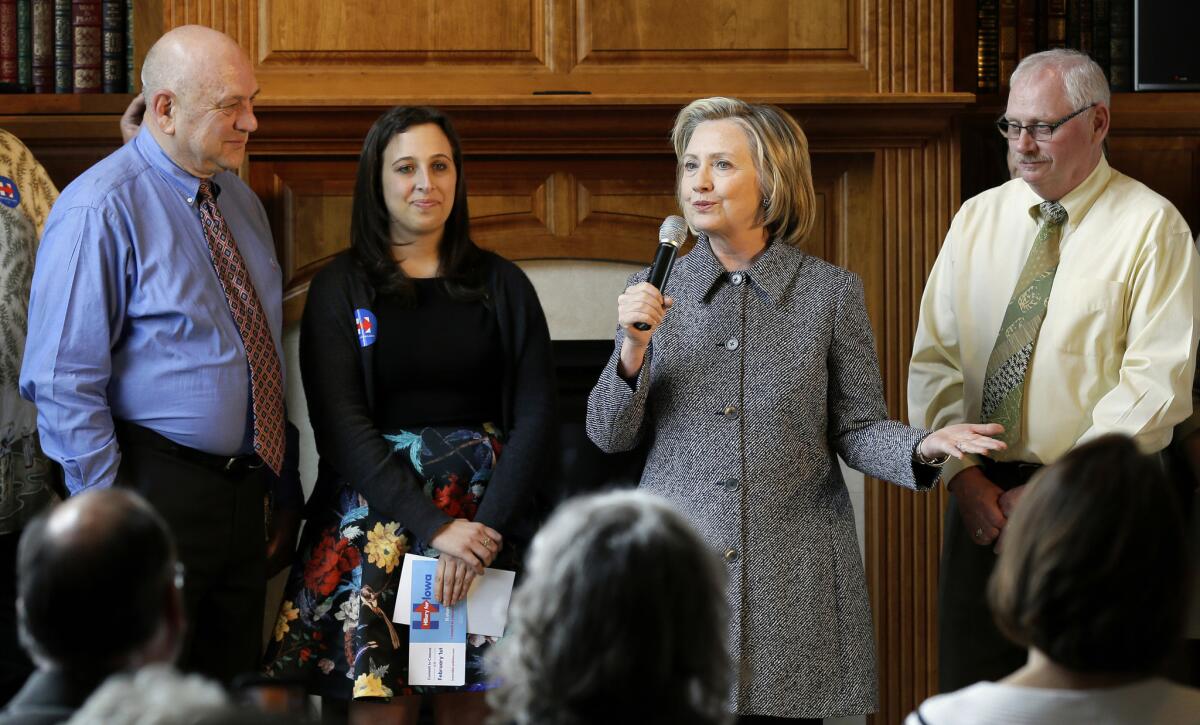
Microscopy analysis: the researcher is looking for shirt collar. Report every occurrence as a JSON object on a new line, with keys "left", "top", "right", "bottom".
{"left": 1021, "top": 155, "right": 1112, "bottom": 228}
{"left": 133, "top": 124, "right": 217, "bottom": 207}
{"left": 681, "top": 234, "right": 805, "bottom": 306}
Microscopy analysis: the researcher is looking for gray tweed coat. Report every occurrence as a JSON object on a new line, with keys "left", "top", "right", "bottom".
{"left": 586, "top": 238, "right": 937, "bottom": 719}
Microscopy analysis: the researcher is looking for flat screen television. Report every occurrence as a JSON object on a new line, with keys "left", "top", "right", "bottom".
{"left": 1135, "top": 0, "right": 1200, "bottom": 90}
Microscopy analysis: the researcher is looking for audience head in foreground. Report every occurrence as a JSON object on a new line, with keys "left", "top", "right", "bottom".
{"left": 487, "top": 490, "right": 731, "bottom": 725}
{"left": 18, "top": 488, "right": 184, "bottom": 673}
{"left": 0, "top": 488, "right": 184, "bottom": 725}
{"left": 909, "top": 434, "right": 1200, "bottom": 724}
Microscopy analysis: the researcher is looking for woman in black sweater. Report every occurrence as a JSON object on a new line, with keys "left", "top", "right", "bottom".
{"left": 263, "top": 106, "right": 556, "bottom": 724}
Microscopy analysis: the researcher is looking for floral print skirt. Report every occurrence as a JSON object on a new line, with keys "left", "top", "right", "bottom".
{"left": 263, "top": 424, "right": 517, "bottom": 700}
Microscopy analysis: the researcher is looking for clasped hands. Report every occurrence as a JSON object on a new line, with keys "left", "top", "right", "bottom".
{"left": 428, "top": 518, "right": 503, "bottom": 607}
{"left": 951, "top": 467, "right": 1027, "bottom": 553}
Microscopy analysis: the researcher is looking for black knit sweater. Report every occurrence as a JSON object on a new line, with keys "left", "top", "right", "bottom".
{"left": 299, "top": 250, "right": 557, "bottom": 544}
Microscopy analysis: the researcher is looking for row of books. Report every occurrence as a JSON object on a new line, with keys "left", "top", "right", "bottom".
{"left": 977, "top": 0, "right": 1134, "bottom": 93}
{"left": 0, "top": 0, "right": 133, "bottom": 93}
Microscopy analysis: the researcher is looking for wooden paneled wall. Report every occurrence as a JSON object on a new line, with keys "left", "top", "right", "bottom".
{"left": 158, "top": 0, "right": 954, "bottom": 102}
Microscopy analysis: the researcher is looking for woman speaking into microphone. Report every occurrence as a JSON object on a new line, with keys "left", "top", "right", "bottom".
{"left": 586, "top": 97, "right": 1004, "bottom": 723}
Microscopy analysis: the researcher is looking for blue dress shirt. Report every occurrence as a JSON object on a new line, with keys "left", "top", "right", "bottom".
{"left": 20, "top": 125, "right": 284, "bottom": 494}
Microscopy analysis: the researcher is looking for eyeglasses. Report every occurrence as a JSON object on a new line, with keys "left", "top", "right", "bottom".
{"left": 995, "top": 103, "right": 1096, "bottom": 141}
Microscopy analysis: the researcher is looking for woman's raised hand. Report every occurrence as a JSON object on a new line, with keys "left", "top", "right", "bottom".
{"left": 616, "top": 282, "right": 673, "bottom": 378}
{"left": 920, "top": 423, "right": 1007, "bottom": 461}
{"left": 618, "top": 282, "right": 673, "bottom": 344}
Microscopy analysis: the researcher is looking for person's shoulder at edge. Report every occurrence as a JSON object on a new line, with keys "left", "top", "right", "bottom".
{"left": 909, "top": 679, "right": 1200, "bottom": 725}
{"left": 308, "top": 249, "right": 366, "bottom": 295}
{"left": 905, "top": 682, "right": 1008, "bottom": 724}
{"left": 49, "top": 134, "right": 150, "bottom": 215}
{"left": 1102, "top": 166, "right": 1193, "bottom": 233}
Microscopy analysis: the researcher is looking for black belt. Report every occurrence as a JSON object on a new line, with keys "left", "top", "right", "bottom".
{"left": 115, "top": 422, "right": 265, "bottom": 478}
{"left": 980, "top": 459, "right": 1043, "bottom": 489}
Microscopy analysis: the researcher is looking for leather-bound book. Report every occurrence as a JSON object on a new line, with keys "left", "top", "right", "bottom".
{"left": 16, "top": 0, "right": 30, "bottom": 86}
{"left": 30, "top": 0, "right": 50, "bottom": 91}
{"left": 0, "top": 0, "right": 17, "bottom": 85}
{"left": 122, "top": 0, "right": 129, "bottom": 91}
{"left": 999, "top": 0, "right": 1018, "bottom": 88}
{"left": 978, "top": 0, "right": 1000, "bottom": 92}
{"left": 1044, "top": 0, "right": 1068, "bottom": 49}
{"left": 1091, "top": 0, "right": 1110, "bottom": 79}
{"left": 1017, "top": 0, "right": 1037, "bottom": 61}
{"left": 52, "top": 0, "right": 70, "bottom": 91}
{"left": 71, "top": 0, "right": 99, "bottom": 92}
{"left": 1108, "top": 0, "right": 1132, "bottom": 90}
{"left": 1077, "top": 0, "right": 1093, "bottom": 54}
{"left": 100, "top": 0, "right": 120, "bottom": 91}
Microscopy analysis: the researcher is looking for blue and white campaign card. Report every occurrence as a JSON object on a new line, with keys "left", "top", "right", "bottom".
{"left": 407, "top": 558, "right": 467, "bottom": 686}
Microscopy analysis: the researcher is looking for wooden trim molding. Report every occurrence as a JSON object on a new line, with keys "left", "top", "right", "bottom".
{"left": 866, "top": 134, "right": 959, "bottom": 725}
{"left": 157, "top": 0, "right": 961, "bottom": 104}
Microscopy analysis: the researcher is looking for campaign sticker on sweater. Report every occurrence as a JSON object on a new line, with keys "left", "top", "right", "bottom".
{"left": 0, "top": 176, "right": 19, "bottom": 209}
{"left": 407, "top": 557, "right": 466, "bottom": 686}
{"left": 354, "top": 308, "right": 376, "bottom": 348}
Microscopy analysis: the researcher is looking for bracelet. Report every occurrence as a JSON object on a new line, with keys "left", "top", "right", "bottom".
{"left": 914, "top": 444, "right": 949, "bottom": 468}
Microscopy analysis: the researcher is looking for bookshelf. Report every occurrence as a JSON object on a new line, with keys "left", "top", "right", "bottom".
{"left": 0, "top": 0, "right": 158, "bottom": 95}
{"left": 968, "top": 0, "right": 1134, "bottom": 93}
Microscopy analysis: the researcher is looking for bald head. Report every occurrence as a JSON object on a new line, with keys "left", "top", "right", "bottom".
{"left": 141, "top": 25, "right": 246, "bottom": 104}
{"left": 140, "top": 25, "right": 260, "bottom": 177}
{"left": 18, "top": 489, "right": 178, "bottom": 670}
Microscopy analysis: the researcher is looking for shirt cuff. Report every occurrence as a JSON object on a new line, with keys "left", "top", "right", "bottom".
{"left": 943, "top": 453, "right": 983, "bottom": 489}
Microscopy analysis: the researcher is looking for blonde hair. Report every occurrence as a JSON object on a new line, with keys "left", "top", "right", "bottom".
{"left": 670, "top": 97, "right": 817, "bottom": 248}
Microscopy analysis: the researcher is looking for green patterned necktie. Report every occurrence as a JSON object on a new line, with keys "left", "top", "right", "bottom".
{"left": 980, "top": 200, "right": 1068, "bottom": 446}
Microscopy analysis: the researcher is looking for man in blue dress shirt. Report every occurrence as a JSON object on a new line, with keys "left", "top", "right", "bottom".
{"left": 19, "top": 25, "right": 298, "bottom": 684}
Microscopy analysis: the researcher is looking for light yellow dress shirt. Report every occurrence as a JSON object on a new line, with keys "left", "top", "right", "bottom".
{"left": 908, "top": 156, "right": 1200, "bottom": 483}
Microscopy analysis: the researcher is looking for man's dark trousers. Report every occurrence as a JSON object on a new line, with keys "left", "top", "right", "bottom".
{"left": 937, "top": 462, "right": 1039, "bottom": 692}
{"left": 115, "top": 423, "right": 267, "bottom": 685}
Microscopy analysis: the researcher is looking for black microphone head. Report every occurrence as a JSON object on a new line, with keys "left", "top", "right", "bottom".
{"left": 659, "top": 215, "right": 688, "bottom": 248}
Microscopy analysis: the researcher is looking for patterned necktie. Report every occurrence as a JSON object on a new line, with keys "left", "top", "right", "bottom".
{"left": 196, "top": 180, "right": 284, "bottom": 475}
{"left": 980, "top": 200, "right": 1068, "bottom": 446}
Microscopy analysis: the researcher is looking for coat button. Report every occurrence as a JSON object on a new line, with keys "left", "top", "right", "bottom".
{"left": 730, "top": 272, "right": 745, "bottom": 285}
{"left": 721, "top": 478, "right": 740, "bottom": 492}
{"left": 724, "top": 337, "right": 739, "bottom": 351}
{"left": 722, "top": 405, "right": 738, "bottom": 419}
{"left": 724, "top": 548, "right": 739, "bottom": 562}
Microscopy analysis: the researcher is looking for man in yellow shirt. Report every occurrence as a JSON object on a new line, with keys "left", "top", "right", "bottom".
{"left": 908, "top": 49, "right": 1200, "bottom": 691}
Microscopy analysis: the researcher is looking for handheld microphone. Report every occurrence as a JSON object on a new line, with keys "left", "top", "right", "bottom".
{"left": 634, "top": 215, "right": 689, "bottom": 331}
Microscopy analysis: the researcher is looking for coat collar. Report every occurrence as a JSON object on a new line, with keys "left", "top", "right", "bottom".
{"left": 679, "top": 234, "right": 806, "bottom": 306}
